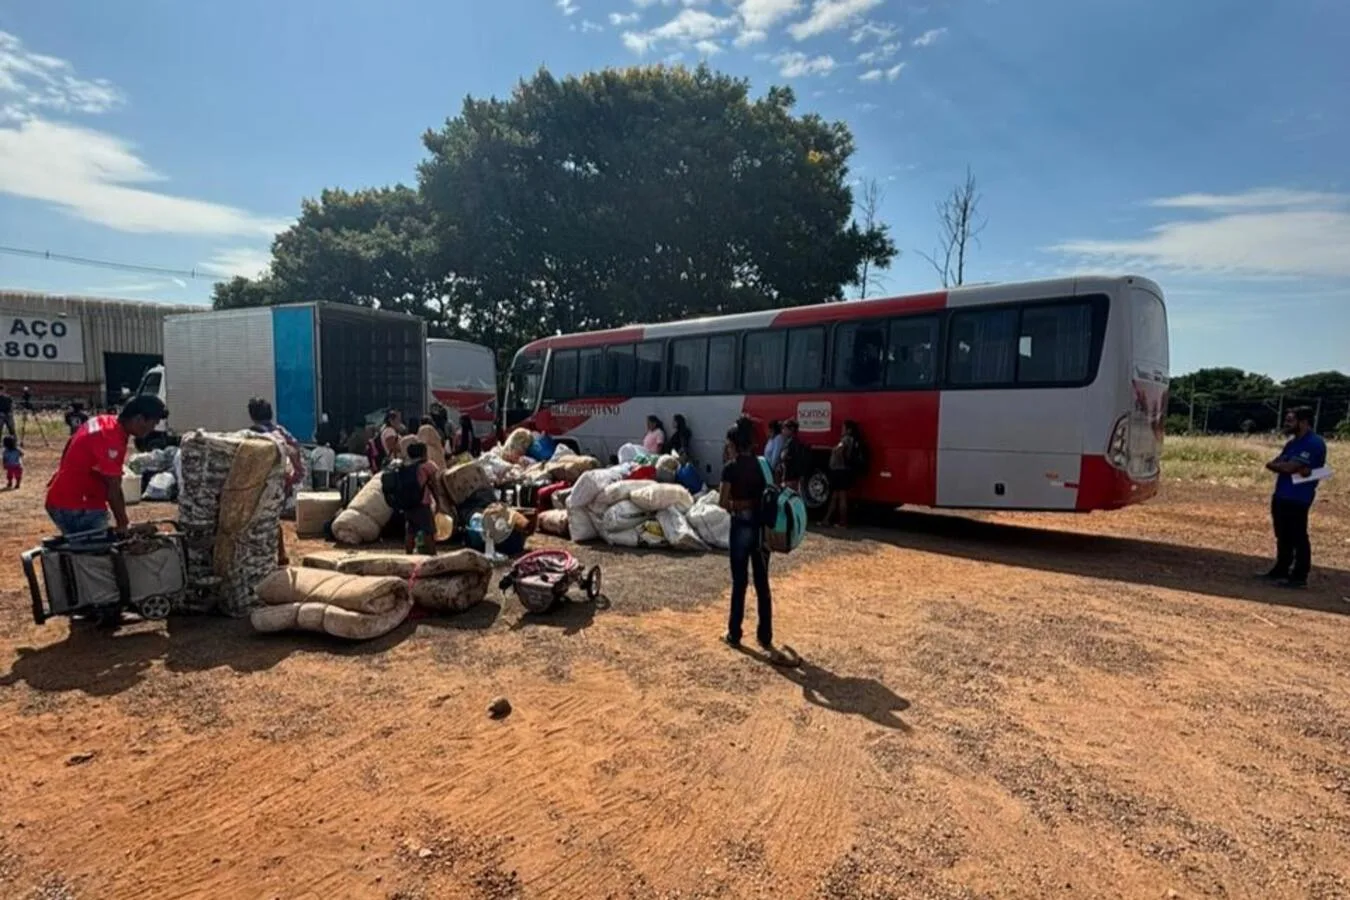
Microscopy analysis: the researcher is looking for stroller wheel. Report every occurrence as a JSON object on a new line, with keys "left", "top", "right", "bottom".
{"left": 583, "top": 566, "right": 602, "bottom": 602}
{"left": 136, "top": 594, "right": 173, "bottom": 620}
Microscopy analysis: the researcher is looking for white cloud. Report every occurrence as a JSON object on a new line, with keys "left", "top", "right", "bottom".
{"left": 773, "top": 51, "right": 837, "bottom": 77}
{"left": 736, "top": 0, "right": 802, "bottom": 30}
{"left": 1050, "top": 190, "right": 1350, "bottom": 278}
{"left": 734, "top": 29, "right": 768, "bottom": 47}
{"left": 0, "top": 117, "right": 289, "bottom": 238}
{"left": 1148, "top": 188, "right": 1347, "bottom": 211}
{"left": 695, "top": 39, "right": 723, "bottom": 55}
{"left": 580, "top": 19, "right": 604, "bottom": 32}
{"left": 857, "top": 41, "right": 900, "bottom": 64}
{"left": 199, "top": 247, "right": 274, "bottom": 279}
{"left": 858, "top": 62, "right": 902, "bottom": 82}
{"left": 0, "top": 30, "right": 124, "bottom": 118}
{"left": 78, "top": 279, "right": 188, "bottom": 296}
{"left": 557, "top": 0, "right": 579, "bottom": 16}
{"left": 850, "top": 21, "right": 897, "bottom": 43}
{"left": 912, "top": 27, "right": 947, "bottom": 47}
{"left": 788, "top": 0, "right": 883, "bottom": 41}
{"left": 609, "top": 11, "right": 640, "bottom": 25}
{"left": 621, "top": 8, "right": 736, "bottom": 54}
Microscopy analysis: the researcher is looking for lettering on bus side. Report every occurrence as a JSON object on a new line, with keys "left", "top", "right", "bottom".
{"left": 796, "top": 401, "right": 832, "bottom": 433}
{"left": 552, "top": 402, "right": 622, "bottom": 418}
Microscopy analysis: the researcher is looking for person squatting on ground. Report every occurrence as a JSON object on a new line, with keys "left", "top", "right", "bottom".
{"left": 1261, "top": 406, "right": 1327, "bottom": 588}
{"left": 719, "top": 418, "right": 791, "bottom": 665}
{"left": 398, "top": 441, "right": 440, "bottom": 554}
{"left": 45, "top": 394, "right": 167, "bottom": 540}
{"left": 3, "top": 435, "right": 23, "bottom": 489}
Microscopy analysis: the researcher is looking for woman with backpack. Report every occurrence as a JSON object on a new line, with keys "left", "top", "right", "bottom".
{"left": 384, "top": 441, "right": 440, "bottom": 554}
{"left": 822, "top": 420, "right": 866, "bottom": 529}
{"left": 718, "top": 418, "right": 790, "bottom": 665}
{"left": 368, "top": 409, "right": 403, "bottom": 471}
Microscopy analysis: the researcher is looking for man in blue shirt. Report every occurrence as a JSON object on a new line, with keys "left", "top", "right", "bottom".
{"left": 1262, "top": 406, "right": 1327, "bottom": 588}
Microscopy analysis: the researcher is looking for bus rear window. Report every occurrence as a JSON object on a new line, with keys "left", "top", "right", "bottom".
{"left": 1131, "top": 290, "right": 1168, "bottom": 368}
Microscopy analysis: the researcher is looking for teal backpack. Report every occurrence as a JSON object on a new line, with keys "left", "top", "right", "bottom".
{"left": 756, "top": 458, "right": 807, "bottom": 553}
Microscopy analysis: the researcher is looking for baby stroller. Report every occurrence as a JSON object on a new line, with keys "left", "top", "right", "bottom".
{"left": 498, "top": 549, "right": 602, "bottom": 614}
{"left": 22, "top": 520, "right": 189, "bottom": 627}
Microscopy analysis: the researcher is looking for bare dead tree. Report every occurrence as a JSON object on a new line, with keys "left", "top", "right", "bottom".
{"left": 855, "top": 177, "right": 889, "bottom": 299}
{"left": 917, "top": 166, "right": 986, "bottom": 287}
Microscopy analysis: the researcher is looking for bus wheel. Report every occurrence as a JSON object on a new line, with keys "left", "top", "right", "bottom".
{"left": 801, "top": 469, "right": 832, "bottom": 510}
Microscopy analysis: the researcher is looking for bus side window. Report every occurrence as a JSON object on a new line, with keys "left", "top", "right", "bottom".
{"left": 886, "top": 316, "right": 939, "bottom": 388}
{"left": 1017, "top": 302, "right": 1092, "bottom": 383}
{"left": 785, "top": 327, "right": 825, "bottom": 390}
{"left": 743, "top": 331, "right": 786, "bottom": 392}
{"left": 947, "top": 308, "right": 1018, "bottom": 385}
{"left": 834, "top": 322, "right": 887, "bottom": 389}
{"left": 669, "top": 337, "right": 708, "bottom": 393}
{"left": 579, "top": 347, "right": 605, "bottom": 396}
{"left": 707, "top": 334, "right": 737, "bottom": 392}
{"left": 635, "top": 341, "right": 664, "bottom": 394}
{"left": 606, "top": 344, "right": 636, "bottom": 395}
{"left": 547, "top": 349, "right": 579, "bottom": 400}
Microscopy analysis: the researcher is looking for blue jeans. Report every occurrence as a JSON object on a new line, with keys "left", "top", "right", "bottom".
{"left": 728, "top": 513, "right": 772, "bottom": 646}
{"left": 47, "top": 508, "right": 110, "bottom": 543}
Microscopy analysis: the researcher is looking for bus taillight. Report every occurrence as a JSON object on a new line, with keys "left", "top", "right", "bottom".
{"left": 1107, "top": 415, "right": 1129, "bottom": 470}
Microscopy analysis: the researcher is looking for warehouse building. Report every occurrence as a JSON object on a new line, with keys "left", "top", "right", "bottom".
{"left": 0, "top": 290, "right": 201, "bottom": 408}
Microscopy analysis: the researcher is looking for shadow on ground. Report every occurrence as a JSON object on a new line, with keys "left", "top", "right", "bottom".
{"left": 826, "top": 508, "right": 1350, "bottom": 615}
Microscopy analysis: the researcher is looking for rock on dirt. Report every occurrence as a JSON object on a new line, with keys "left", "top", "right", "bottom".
{"left": 65, "top": 752, "right": 96, "bottom": 767}
{"left": 487, "top": 697, "right": 512, "bottom": 719}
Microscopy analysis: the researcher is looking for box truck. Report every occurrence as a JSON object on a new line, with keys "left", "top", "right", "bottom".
{"left": 139, "top": 303, "right": 427, "bottom": 441}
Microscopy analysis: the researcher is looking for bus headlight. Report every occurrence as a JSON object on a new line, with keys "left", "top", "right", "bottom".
{"left": 1107, "top": 415, "right": 1129, "bottom": 469}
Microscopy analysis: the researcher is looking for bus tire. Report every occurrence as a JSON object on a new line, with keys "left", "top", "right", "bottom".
{"left": 801, "top": 468, "right": 832, "bottom": 511}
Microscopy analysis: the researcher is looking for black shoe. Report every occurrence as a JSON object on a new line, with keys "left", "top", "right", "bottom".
{"left": 1278, "top": 578, "right": 1308, "bottom": 590}
{"left": 1258, "top": 569, "right": 1288, "bottom": 581}
{"left": 722, "top": 634, "right": 741, "bottom": 649}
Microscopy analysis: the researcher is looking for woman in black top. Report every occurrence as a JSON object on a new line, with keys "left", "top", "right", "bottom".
{"left": 454, "top": 414, "right": 482, "bottom": 458}
{"left": 719, "top": 418, "right": 788, "bottom": 663}
{"left": 667, "top": 414, "right": 693, "bottom": 461}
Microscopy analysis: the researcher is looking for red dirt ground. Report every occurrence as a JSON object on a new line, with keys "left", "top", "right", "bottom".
{"left": 1, "top": 440, "right": 1347, "bottom": 899}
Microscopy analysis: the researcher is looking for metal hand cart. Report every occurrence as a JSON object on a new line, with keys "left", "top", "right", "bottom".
{"left": 498, "top": 549, "right": 602, "bottom": 614}
{"left": 22, "top": 520, "right": 190, "bottom": 626}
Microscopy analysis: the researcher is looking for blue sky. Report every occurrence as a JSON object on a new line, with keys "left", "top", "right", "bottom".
{"left": 0, "top": 0, "right": 1345, "bottom": 379}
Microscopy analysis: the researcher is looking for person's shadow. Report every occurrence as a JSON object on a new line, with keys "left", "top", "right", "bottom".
{"left": 736, "top": 645, "right": 912, "bottom": 731}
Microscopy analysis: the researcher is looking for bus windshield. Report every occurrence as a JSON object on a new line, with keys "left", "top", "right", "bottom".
{"left": 505, "top": 351, "right": 544, "bottom": 426}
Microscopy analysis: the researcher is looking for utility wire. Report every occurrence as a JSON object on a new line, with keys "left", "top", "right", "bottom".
{"left": 0, "top": 244, "right": 214, "bottom": 280}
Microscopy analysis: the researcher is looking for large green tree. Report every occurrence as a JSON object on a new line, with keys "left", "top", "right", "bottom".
{"left": 419, "top": 66, "right": 895, "bottom": 354}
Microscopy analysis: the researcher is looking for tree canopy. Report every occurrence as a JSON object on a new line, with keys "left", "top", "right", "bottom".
{"left": 213, "top": 65, "right": 896, "bottom": 362}
{"left": 1166, "top": 368, "right": 1350, "bottom": 435}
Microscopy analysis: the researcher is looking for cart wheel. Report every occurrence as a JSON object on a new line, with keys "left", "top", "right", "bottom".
{"left": 583, "top": 566, "right": 602, "bottom": 602}
{"left": 136, "top": 594, "right": 173, "bottom": 620}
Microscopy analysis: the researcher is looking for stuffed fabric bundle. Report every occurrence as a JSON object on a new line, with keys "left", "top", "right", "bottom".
{"left": 443, "top": 461, "right": 490, "bottom": 506}
{"left": 251, "top": 567, "right": 412, "bottom": 640}
{"left": 568, "top": 509, "right": 599, "bottom": 542}
{"left": 545, "top": 455, "right": 600, "bottom": 485}
{"left": 295, "top": 491, "right": 343, "bottom": 538}
{"left": 301, "top": 548, "right": 491, "bottom": 578}
{"left": 600, "top": 500, "right": 648, "bottom": 534}
{"left": 537, "top": 509, "right": 570, "bottom": 536}
{"left": 595, "top": 479, "right": 655, "bottom": 510}
{"left": 177, "top": 430, "right": 286, "bottom": 616}
{"left": 330, "top": 476, "right": 393, "bottom": 545}
{"left": 629, "top": 483, "right": 694, "bottom": 513}
{"left": 688, "top": 492, "right": 732, "bottom": 550}
{"left": 658, "top": 507, "right": 707, "bottom": 551}
{"left": 568, "top": 467, "right": 623, "bottom": 509}
{"left": 300, "top": 549, "right": 492, "bottom": 613}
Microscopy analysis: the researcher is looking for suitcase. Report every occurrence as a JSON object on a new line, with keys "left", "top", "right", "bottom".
{"left": 22, "top": 520, "right": 189, "bottom": 625}
{"left": 339, "top": 472, "right": 372, "bottom": 508}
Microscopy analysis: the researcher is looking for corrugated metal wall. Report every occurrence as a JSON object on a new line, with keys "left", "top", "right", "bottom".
{"left": 0, "top": 291, "right": 202, "bottom": 387}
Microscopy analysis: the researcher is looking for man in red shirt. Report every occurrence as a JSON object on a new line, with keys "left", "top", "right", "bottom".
{"left": 46, "top": 395, "right": 167, "bottom": 540}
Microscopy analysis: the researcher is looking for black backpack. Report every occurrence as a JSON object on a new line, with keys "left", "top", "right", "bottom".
{"left": 380, "top": 462, "right": 424, "bottom": 512}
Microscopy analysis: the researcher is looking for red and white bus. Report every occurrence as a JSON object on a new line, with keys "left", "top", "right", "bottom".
{"left": 427, "top": 338, "right": 498, "bottom": 440}
{"left": 502, "top": 275, "right": 1168, "bottom": 512}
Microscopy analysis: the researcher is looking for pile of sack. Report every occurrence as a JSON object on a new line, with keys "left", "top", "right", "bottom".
{"left": 250, "top": 547, "right": 494, "bottom": 641}
{"left": 176, "top": 430, "right": 287, "bottom": 616}
{"left": 126, "top": 446, "right": 181, "bottom": 502}
{"left": 558, "top": 467, "right": 731, "bottom": 551}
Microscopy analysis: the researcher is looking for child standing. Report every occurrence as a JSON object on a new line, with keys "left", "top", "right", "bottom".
{"left": 400, "top": 441, "right": 440, "bottom": 554}
{"left": 3, "top": 436, "right": 23, "bottom": 489}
